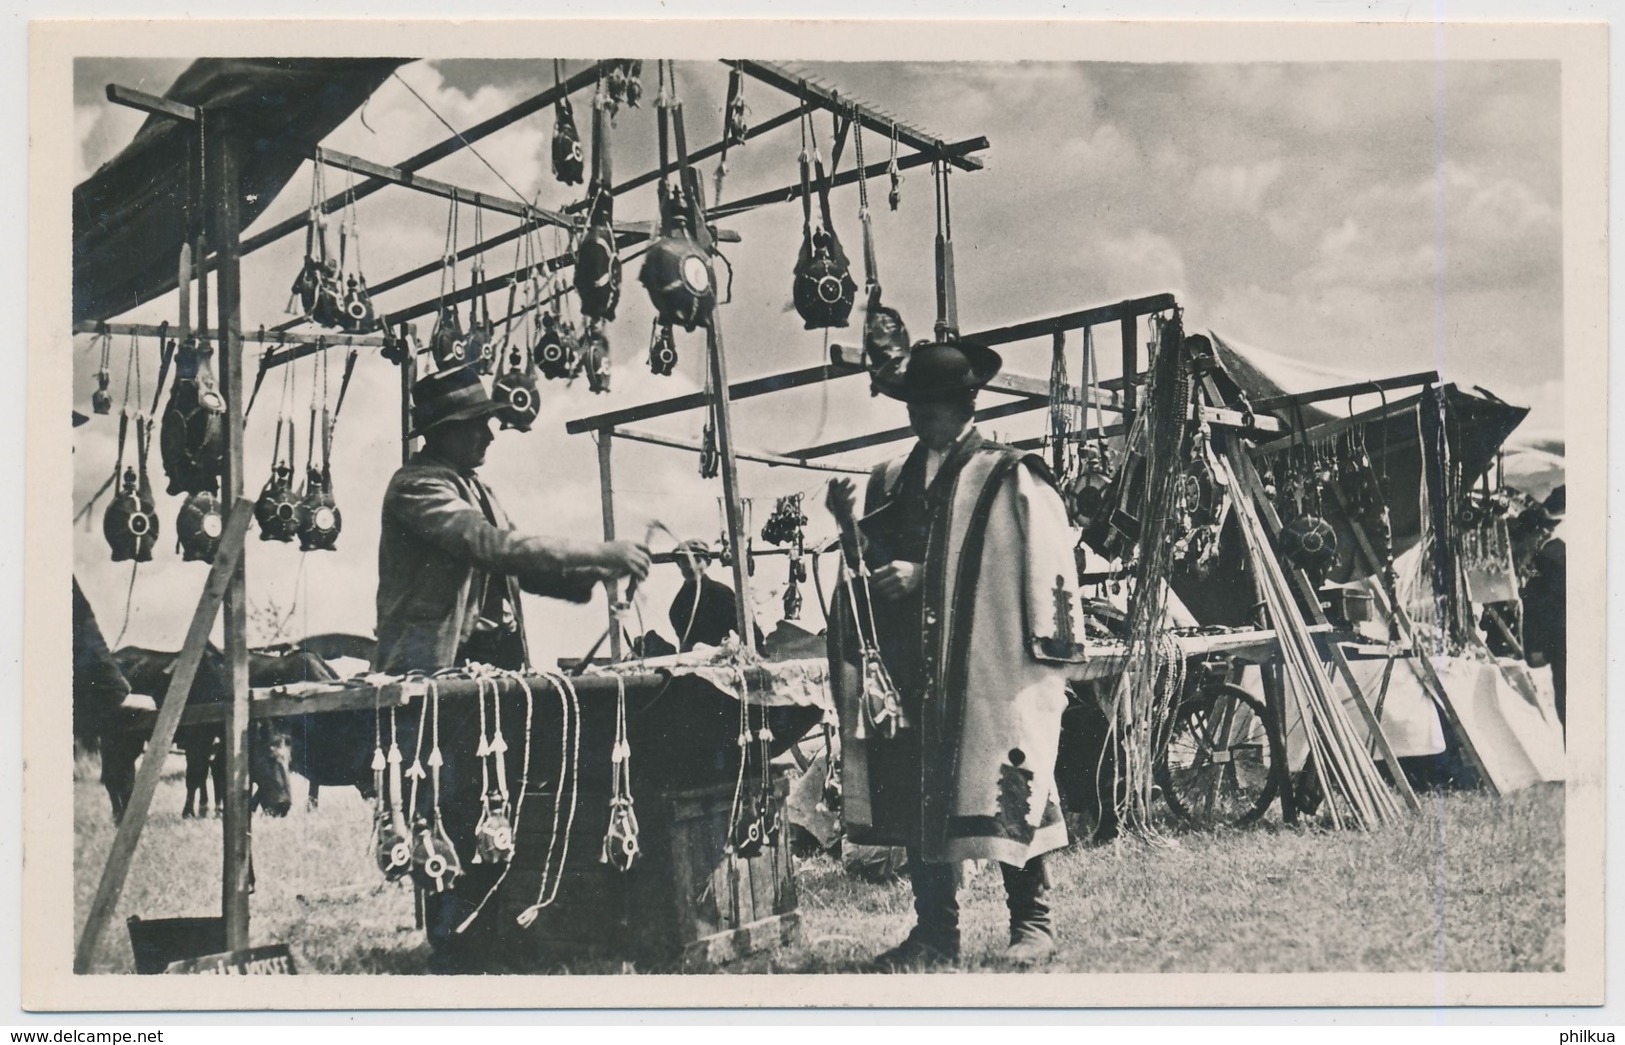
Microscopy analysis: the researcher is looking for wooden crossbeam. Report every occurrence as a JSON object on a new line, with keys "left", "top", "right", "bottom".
{"left": 793, "top": 396, "right": 1046, "bottom": 459}
{"left": 827, "top": 343, "right": 1123, "bottom": 412}
{"left": 360, "top": 103, "right": 818, "bottom": 302}
{"left": 74, "top": 501, "right": 254, "bottom": 974}
{"left": 613, "top": 425, "right": 871, "bottom": 475}
{"left": 733, "top": 61, "right": 985, "bottom": 173}
{"left": 1009, "top": 422, "right": 1128, "bottom": 450}
{"left": 565, "top": 101, "right": 816, "bottom": 213}
{"left": 964, "top": 294, "right": 1177, "bottom": 349}
{"left": 566, "top": 362, "right": 848, "bottom": 435}
{"left": 106, "top": 83, "right": 198, "bottom": 123}
{"left": 72, "top": 321, "right": 388, "bottom": 347}
{"left": 313, "top": 146, "right": 573, "bottom": 226}
{"left": 243, "top": 63, "right": 604, "bottom": 251}
{"left": 121, "top": 62, "right": 614, "bottom": 306}
{"left": 1249, "top": 370, "right": 1441, "bottom": 414}
{"left": 711, "top": 137, "right": 986, "bottom": 220}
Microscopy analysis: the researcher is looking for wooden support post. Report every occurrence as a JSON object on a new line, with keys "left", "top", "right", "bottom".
{"left": 207, "top": 115, "right": 254, "bottom": 950}
{"left": 704, "top": 320, "right": 755, "bottom": 646}
{"left": 1258, "top": 659, "right": 1298, "bottom": 824}
{"left": 1120, "top": 316, "right": 1137, "bottom": 433}
{"left": 598, "top": 428, "right": 622, "bottom": 661}
{"left": 400, "top": 329, "right": 416, "bottom": 465}
{"left": 74, "top": 503, "right": 254, "bottom": 974}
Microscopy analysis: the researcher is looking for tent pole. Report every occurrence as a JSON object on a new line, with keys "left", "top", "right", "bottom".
{"left": 400, "top": 325, "right": 416, "bottom": 465}
{"left": 207, "top": 112, "right": 254, "bottom": 950}
{"left": 1120, "top": 316, "right": 1137, "bottom": 434}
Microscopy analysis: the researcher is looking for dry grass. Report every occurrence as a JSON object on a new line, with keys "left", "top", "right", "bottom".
{"left": 72, "top": 753, "right": 1563, "bottom": 976}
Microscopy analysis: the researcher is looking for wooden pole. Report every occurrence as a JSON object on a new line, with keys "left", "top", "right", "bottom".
{"left": 400, "top": 327, "right": 416, "bottom": 466}
{"left": 207, "top": 115, "right": 253, "bottom": 950}
{"left": 704, "top": 321, "right": 755, "bottom": 646}
{"left": 74, "top": 503, "right": 254, "bottom": 974}
{"left": 1225, "top": 446, "right": 1423, "bottom": 813}
{"left": 598, "top": 428, "right": 622, "bottom": 661}
{"left": 1120, "top": 316, "right": 1137, "bottom": 433}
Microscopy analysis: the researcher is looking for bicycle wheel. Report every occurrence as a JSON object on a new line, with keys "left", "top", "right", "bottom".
{"left": 1156, "top": 683, "right": 1281, "bottom": 826}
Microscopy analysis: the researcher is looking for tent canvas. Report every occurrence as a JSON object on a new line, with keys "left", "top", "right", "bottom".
{"left": 73, "top": 57, "right": 407, "bottom": 325}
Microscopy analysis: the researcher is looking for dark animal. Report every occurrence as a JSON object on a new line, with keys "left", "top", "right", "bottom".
{"left": 102, "top": 645, "right": 338, "bottom": 822}
{"left": 265, "top": 633, "right": 378, "bottom": 811}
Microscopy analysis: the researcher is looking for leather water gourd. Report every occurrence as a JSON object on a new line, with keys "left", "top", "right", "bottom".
{"left": 158, "top": 336, "right": 225, "bottom": 497}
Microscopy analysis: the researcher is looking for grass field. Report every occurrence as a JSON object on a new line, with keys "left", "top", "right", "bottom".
{"left": 72, "top": 752, "right": 1564, "bottom": 975}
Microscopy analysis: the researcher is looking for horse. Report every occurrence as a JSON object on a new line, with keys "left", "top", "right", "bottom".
{"left": 268, "top": 633, "right": 379, "bottom": 811}
{"left": 102, "top": 645, "right": 338, "bottom": 822}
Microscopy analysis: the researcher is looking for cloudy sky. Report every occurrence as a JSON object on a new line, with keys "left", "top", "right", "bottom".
{"left": 70, "top": 55, "right": 1564, "bottom": 661}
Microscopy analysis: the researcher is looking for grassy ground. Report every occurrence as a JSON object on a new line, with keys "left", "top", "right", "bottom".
{"left": 72, "top": 752, "right": 1563, "bottom": 975}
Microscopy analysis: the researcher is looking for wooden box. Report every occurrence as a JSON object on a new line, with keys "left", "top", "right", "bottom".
{"left": 492, "top": 775, "right": 799, "bottom": 970}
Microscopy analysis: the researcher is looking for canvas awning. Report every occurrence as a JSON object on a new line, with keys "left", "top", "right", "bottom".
{"left": 73, "top": 57, "right": 408, "bottom": 324}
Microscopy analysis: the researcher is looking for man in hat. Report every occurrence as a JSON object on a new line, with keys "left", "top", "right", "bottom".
{"left": 669, "top": 539, "right": 765, "bottom": 653}
{"left": 376, "top": 364, "right": 651, "bottom": 969}
{"left": 826, "top": 339, "right": 1086, "bottom": 970}
{"left": 1518, "top": 486, "right": 1566, "bottom": 736}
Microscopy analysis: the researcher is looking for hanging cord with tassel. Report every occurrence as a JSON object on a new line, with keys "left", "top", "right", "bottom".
{"left": 514, "top": 669, "right": 582, "bottom": 927}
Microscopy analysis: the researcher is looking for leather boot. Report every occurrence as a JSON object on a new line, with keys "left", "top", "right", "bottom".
{"left": 870, "top": 857, "right": 960, "bottom": 972}
{"left": 1001, "top": 855, "right": 1057, "bottom": 966}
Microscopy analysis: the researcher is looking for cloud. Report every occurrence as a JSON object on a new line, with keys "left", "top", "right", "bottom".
{"left": 1191, "top": 158, "right": 1283, "bottom": 214}
{"left": 1079, "top": 229, "right": 1188, "bottom": 300}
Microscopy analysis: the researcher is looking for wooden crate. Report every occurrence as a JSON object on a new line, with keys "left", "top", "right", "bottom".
{"left": 491, "top": 775, "right": 799, "bottom": 970}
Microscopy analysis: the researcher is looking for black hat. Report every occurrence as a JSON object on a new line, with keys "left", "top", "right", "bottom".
{"left": 870, "top": 338, "right": 1003, "bottom": 403}
{"left": 409, "top": 364, "right": 502, "bottom": 437}
{"left": 1542, "top": 485, "right": 1566, "bottom": 520}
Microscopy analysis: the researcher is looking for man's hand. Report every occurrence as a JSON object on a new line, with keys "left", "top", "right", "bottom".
{"left": 826, "top": 478, "right": 858, "bottom": 522}
{"left": 871, "top": 561, "right": 923, "bottom": 601}
{"left": 597, "top": 540, "right": 652, "bottom": 582}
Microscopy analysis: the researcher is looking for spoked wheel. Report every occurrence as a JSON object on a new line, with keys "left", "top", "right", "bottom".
{"left": 1155, "top": 683, "right": 1282, "bottom": 827}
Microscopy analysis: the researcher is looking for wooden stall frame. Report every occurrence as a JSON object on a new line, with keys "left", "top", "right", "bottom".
{"left": 74, "top": 501, "right": 255, "bottom": 973}
{"left": 81, "top": 62, "right": 991, "bottom": 965}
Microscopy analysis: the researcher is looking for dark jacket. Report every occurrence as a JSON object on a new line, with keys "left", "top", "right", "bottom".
{"left": 670, "top": 574, "right": 766, "bottom": 652}
{"left": 374, "top": 450, "right": 610, "bottom": 673}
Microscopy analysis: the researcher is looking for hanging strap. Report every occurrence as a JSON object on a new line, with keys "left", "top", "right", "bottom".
{"left": 113, "top": 409, "right": 129, "bottom": 482}
{"left": 150, "top": 322, "right": 174, "bottom": 416}
{"left": 854, "top": 113, "right": 879, "bottom": 296}
{"left": 798, "top": 113, "right": 814, "bottom": 236}
{"left": 330, "top": 346, "right": 359, "bottom": 435}
{"left": 813, "top": 128, "right": 839, "bottom": 240}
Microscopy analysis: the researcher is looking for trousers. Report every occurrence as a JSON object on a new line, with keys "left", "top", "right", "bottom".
{"left": 905, "top": 849, "right": 1054, "bottom": 951}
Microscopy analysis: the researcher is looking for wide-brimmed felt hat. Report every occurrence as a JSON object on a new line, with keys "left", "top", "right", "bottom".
{"left": 410, "top": 364, "right": 503, "bottom": 437}
{"left": 870, "top": 338, "right": 1002, "bottom": 403}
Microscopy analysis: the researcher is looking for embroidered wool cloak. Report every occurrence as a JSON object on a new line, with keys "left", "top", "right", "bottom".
{"left": 829, "top": 429, "right": 1086, "bottom": 866}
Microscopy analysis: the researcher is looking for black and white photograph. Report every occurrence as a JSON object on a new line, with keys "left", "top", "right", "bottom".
{"left": 25, "top": 17, "right": 1607, "bottom": 1011}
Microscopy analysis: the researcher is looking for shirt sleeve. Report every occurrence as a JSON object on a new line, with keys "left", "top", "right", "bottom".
{"left": 384, "top": 472, "right": 611, "bottom": 601}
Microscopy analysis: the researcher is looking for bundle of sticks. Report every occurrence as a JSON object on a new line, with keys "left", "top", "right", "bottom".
{"left": 1222, "top": 453, "right": 1404, "bottom": 829}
